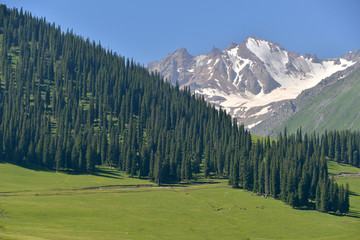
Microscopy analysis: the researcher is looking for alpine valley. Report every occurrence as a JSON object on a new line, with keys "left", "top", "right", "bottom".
{"left": 1, "top": 4, "right": 360, "bottom": 240}
{"left": 149, "top": 37, "right": 360, "bottom": 136}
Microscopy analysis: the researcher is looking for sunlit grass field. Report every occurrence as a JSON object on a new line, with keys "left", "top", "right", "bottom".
{"left": 1, "top": 162, "right": 359, "bottom": 239}
{"left": 328, "top": 160, "right": 360, "bottom": 175}
{"left": 329, "top": 160, "right": 360, "bottom": 220}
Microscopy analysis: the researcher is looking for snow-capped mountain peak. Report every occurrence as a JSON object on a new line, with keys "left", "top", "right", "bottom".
{"left": 148, "top": 36, "right": 357, "bottom": 130}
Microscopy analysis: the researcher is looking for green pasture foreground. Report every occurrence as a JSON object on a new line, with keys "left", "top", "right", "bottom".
{"left": 0, "top": 163, "right": 155, "bottom": 193}
{"left": 1, "top": 163, "right": 360, "bottom": 240}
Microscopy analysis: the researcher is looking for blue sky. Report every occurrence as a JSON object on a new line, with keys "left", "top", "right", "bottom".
{"left": 2, "top": 0, "right": 360, "bottom": 65}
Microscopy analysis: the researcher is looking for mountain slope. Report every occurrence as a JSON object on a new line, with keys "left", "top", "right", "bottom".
{"left": 251, "top": 60, "right": 360, "bottom": 136}
{"left": 149, "top": 37, "right": 357, "bottom": 129}
{"left": 273, "top": 65, "right": 360, "bottom": 135}
{"left": 0, "top": 5, "right": 251, "bottom": 184}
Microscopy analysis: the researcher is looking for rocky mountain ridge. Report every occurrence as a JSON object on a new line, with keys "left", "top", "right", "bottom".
{"left": 148, "top": 36, "right": 358, "bottom": 133}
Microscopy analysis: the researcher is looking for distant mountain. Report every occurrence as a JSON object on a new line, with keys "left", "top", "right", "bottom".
{"left": 269, "top": 63, "right": 360, "bottom": 135}
{"left": 149, "top": 37, "right": 358, "bottom": 133}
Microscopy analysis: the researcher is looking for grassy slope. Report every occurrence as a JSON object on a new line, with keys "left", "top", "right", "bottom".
{"left": 328, "top": 160, "right": 360, "bottom": 220}
{"left": 251, "top": 134, "right": 276, "bottom": 143}
{"left": 276, "top": 67, "right": 360, "bottom": 135}
{"left": 1, "top": 163, "right": 360, "bottom": 239}
{"left": 0, "top": 163, "right": 155, "bottom": 193}
{"left": 251, "top": 134, "right": 266, "bottom": 143}
{"left": 328, "top": 160, "right": 360, "bottom": 175}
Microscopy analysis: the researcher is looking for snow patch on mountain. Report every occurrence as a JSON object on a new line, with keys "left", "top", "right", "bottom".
{"left": 195, "top": 55, "right": 207, "bottom": 67}
{"left": 148, "top": 36, "right": 359, "bottom": 129}
{"left": 248, "top": 106, "right": 272, "bottom": 118}
{"left": 247, "top": 120, "right": 263, "bottom": 129}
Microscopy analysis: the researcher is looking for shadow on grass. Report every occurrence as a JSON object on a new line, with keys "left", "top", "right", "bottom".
{"left": 180, "top": 181, "right": 221, "bottom": 185}
{"left": 326, "top": 210, "right": 360, "bottom": 219}
{"left": 7, "top": 162, "right": 56, "bottom": 173}
{"left": 349, "top": 190, "right": 360, "bottom": 197}
{"left": 159, "top": 181, "right": 221, "bottom": 187}
{"left": 346, "top": 210, "right": 360, "bottom": 219}
{"left": 290, "top": 202, "right": 316, "bottom": 212}
{"left": 1, "top": 161, "right": 125, "bottom": 179}
{"left": 92, "top": 168, "right": 124, "bottom": 180}
{"left": 293, "top": 202, "right": 360, "bottom": 219}
{"left": 292, "top": 205, "right": 360, "bottom": 218}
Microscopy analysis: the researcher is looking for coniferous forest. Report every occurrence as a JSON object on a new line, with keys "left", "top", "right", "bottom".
{"left": 0, "top": 5, "right": 352, "bottom": 214}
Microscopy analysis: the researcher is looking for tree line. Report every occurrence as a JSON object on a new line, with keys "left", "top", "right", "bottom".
{"left": 229, "top": 128, "right": 350, "bottom": 214}
{"left": 0, "top": 5, "right": 350, "bottom": 214}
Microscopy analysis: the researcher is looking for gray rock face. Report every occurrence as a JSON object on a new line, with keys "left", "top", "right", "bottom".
{"left": 148, "top": 36, "right": 359, "bottom": 135}
{"left": 341, "top": 49, "right": 360, "bottom": 62}
{"left": 148, "top": 47, "right": 194, "bottom": 86}
{"left": 148, "top": 37, "right": 285, "bottom": 95}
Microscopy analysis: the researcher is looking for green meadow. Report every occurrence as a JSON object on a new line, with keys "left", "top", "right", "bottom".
{"left": 328, "top": 160, "right": 360, "bottom": 175}
{"left": 1, "top": 162, "right": 360, "bottom": 240}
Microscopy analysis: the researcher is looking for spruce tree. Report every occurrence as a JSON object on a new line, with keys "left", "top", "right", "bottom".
{"left": 320, "top": 180, "right": 330, "bottom": 212}
{"left": 315, "top": 182, "right": 321, "bottom": 211}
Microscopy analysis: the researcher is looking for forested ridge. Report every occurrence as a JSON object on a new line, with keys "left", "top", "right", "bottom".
{"left": 0, "top": 5, "right": 352, "bottom": 214}
{"left": 0, "top": 5, "right": 252, "bottom": 183}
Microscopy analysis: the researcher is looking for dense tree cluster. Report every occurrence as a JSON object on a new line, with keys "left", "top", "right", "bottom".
{"left": 0, "top": 5, "right": 350, "bottom": 214}
{"left": 0, "top": 5, "right": 251, "bottom": 184}
{"left": 229, "top": 129, "right": 350, "bottom": 214}
{"left": 323, "top": 130, "right": 360, "bottom": 167}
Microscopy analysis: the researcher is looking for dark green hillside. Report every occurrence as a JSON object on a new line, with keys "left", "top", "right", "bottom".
{"left": 0, "top": 5, "right": 252, "bottom": 184}
{"left": 275, "top": 66, "right": 360, "bottom": 135}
